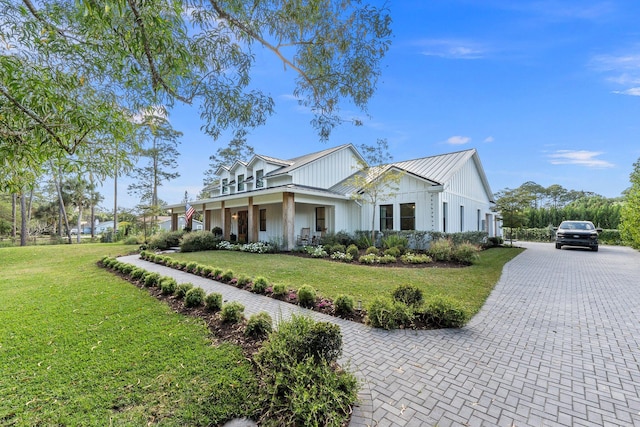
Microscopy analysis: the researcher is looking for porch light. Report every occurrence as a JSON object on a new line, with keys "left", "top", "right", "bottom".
{"left": 231, "top": 213, "right": 238, "bottom": 220}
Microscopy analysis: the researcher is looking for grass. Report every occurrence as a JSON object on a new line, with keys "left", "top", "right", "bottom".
{"left": 170, "top": 246, "right": 523, "bottom": 316}
{"left": 0, "top": 244, "right": 258, "bottom": 426}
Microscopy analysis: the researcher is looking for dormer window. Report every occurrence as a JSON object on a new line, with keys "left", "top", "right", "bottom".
{"left": 222, "top": 178, "right": 228, "bottom": 194}
{"left": 256, "top": 169, "right": 264, "bottom": 188}
{"left": 237, "top": 174, "right": 245, "bottom": 191}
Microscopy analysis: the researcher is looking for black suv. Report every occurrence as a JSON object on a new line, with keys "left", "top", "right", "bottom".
{"left": 554, "top": 220, "right": 601, "bottom": 251}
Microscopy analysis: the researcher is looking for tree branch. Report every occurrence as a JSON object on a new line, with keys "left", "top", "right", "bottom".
{"left": 208, "top": 0, "right": 319, "bottom": 100}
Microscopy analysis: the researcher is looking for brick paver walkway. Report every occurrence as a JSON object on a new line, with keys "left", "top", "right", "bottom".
{"left": 119, "top": 242, "right": 640, "bottom": 426}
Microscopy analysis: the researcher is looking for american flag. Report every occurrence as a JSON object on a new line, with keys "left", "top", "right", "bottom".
{"left": 185, "top": 203, "right": 195, "bottom": 222}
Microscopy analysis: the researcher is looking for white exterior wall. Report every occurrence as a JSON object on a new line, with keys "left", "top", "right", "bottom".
{"left": 291, "top": 147, "right": 360, "bottom": 188}
{"left": 440, "top": 159, "right": 493, "bottom": 233}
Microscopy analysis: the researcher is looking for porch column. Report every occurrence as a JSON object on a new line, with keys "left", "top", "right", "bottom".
{"left": 171, "top": 212, "right": 178, "bottom": 231}
{"left": 283, "top": 192, "right": 295, "bottom": 250}
{"left": 247, "top": 197, "right": 259, "bottom": 242}
{"left": 221, "top": 201, "right": 229, "bottom": 240}
{"left": 205, "top": 208, "right": 212, "bottom": 231}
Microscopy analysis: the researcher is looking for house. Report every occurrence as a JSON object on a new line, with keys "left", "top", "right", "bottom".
{"left": 166, "top": 144, "right": 499, "bottom": 250}
{"left": 158, "top": 216, "right": 203, "bottom": 231}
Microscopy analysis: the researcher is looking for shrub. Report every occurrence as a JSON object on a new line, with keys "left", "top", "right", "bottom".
{"left": 254, "top": 315, "right": 356, "bottom": 427}
{"left": 366, "top": 297, "right": 412, "bottom": 330}
{"left": 120, "top": 264, "right": 134, "bottom": 275}
{"left": 383, "top": 246, "right": 401, "bottom": 257}
{"left": 220, "top": 269, "right": 234, "bottom": 282}
{"left": 272, "top": 283, "right": 287, "bottom": 296}
{"left": 178, "top": 260, "right": 188, "bottom": 270}
{"left": 220, "top": 301, "right": 245, "bottom": 323}
{"left": 334, "top": 294, "right": 354, "bottom": 316}
{"left": 204, "top": 292, "right": 223, "bottom": 311}
{"left": 365, "top": 246, "right": 379, "bottom": 255}
{"left": 330, "top": 244, "right": 346, "bottom": 255}
{"left": 429, "top": 238, "right": 454, "bottom": 261}
{"left": 358, "top": 254, "right": 377, "bottom": 264}
{"left": 175, "top": 283, "right": 194, "bottom": 299}
{"left": 400, "top": 252, "right": 433, "bottom": 264}
{"left": 185, "top": 261, "right": 198, "bottom": 273}
{"left": 201, "top": 265, "right": 213, "bottom": 277}
{"left": 130, "top": 268, "right": 146, "bottom": 281}
{"left": 381, "top": 234, "right": 408, "bottom": 251}
{"left": 123, "top": 236, "right": 139, "bottom": 245}
{"left": 143, "top": 272, "right": 161, "bottom": 288}
{"left": 184, "top": 287, "right": 206, "bottom": 307}
{"left": 212, "top": 267, "right": 223, "bottom": 278}
{"left": 378, "top": 254, "right": 397, "bottom": 264}
{"left": 252, "top": 276, "right": 269, "bottom": 294}
{"left": 245, "top": 312, "right": 273, "bottom": 338}
{"left": 297, "top": 284, "right": 317, "bottom": 308}
{"left": 420, "top": 296, "right": 469, "bottom": 328}
{"left": 160, "top": 277, "right": 177, "bottom": 295}
{"left": 330, "top": 251, "right": 353, "bottom": 262}
{"left": 147, "top": 230, "right": 184, "bottom": 251}
{"left": 180, "top": 230, "right": 219, "bottom": 252}
{"left": 306, "top": 245, "right": 328, "bottom": 258}
{"left": 237, "top": 275, "right": 252, "bottom": 287}
{"left": 346, "top": 244, "right": 359, "bottom": 258}
{"left": 392, "top": 284, "right": 424, "bottom": 307}
{"left": 452, "top": 242, "right": 480, "bottom": 264}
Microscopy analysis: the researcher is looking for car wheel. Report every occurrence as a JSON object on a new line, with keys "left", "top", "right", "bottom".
{"left": 592, "top": 246, "right": 598, "bottom": 252}
{"left": 555, "top": 243, "right": 562, "bottom": 249}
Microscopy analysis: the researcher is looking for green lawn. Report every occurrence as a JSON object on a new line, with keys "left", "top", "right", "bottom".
{"left": 0, "top": 244, "right": 258, "bottom": 426}
{"left": 170, "top": 246, "right": 523, "bottom": 316}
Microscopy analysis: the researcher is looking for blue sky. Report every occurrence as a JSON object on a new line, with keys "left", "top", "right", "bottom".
{"left": 102, "top": 0, "right": 640, "bottom": 210}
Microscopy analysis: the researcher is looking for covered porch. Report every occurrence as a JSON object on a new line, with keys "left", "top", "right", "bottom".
{"left": 169, "top": 187, "right": 356, "bottom": 250}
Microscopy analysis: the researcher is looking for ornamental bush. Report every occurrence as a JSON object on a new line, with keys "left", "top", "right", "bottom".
{"left": 400, "top": 252, "right": 432, "bottom": 264}
{"left": 147, "top": 230, "right": 184, "bottom": 251}
{"left": 272, "top": 283, "right": 287, "bottom": 296}
{"left": 452, "top": 242, "right": 480, "bottom": 264}
{"left": 220, "top": 301, "right": 245, "bottom": 323}
{"left": 346, "top": 244, "right": 359, "bottom": 258}
{"left": 297, "top": 284, "right": 317, "bottom": 308}
{"left": 334, "top": 294, "right": 355, "bottom": 316}
{"left": 392, "top": 284, "right": 424, "bottom": 307}
{"left": 143, "top": 272, "right": 161, "bottom": 288}
{"left": 160, "top": 277, "right": 177, "bottom": 295}
{"left": 252, "top": 276, "right": 269, "bottom": 294}
{"left": 419, "top": 296, "right": 469, "bottom": 328}
{"left": 180, "top": 230, "right": 219, "bottom": 252}
{"left": 245, "top": 312, "right": 273, "bottom": 338}
{"left": 383, "top": 246, "right": 401, "bottom": 257}
{"left": 330, "top": 251, "right": 353, "bottom": 262}
{"left": 220, "top": 269, "right": 234, "bottom": 282}
{"left": 428, "top": 238, "right": 454, "bottom": 261}
{"left": 185, "top": 261, "right": 198, "bottom": 273}
{"left": 365, "top": 246, "right": 379, "bottom": 255}
{"left": 204, "top": 292, "right": 223, "bottom": 311}
{"left": 175, "top": 283, "right": 194, "bottom": 299}
{"left": 366, "top": 297, "right": 412, "bottom": 330}
{"left": 184, "top": 287, "right": 206, "bottom": 308}
{"left": 130, "top": 268, "right": 146, "bottom": 281}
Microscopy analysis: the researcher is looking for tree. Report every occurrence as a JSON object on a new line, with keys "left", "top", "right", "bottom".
{"left": 62, "top": 176, "right": 93, "bottom": 243}
{"left": 1, "top": 0, "right": 392, "bottom": 193}
{"left": 493, "top": 187, "right": 535, "bottom": 245}
{"left": 202, "top": 131, "right": 255, "bottom": 189}
{"left": 348, "top": 139, "right": 402, "bottom": 244}
{"left": 620, "top": 158, "right": 640, "bottom": 249}
{"left": 128, "top": 112, "right": 182, "bottom": 215}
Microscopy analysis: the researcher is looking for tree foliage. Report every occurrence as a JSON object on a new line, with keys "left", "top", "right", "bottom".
{"left": 620, "top": 158, "right": 640, "bottom": 248}
{"left": 1, "top": 0, "right": 392, "bottom": 193}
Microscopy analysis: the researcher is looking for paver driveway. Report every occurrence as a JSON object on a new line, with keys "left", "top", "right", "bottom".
{"left": 119, "top": 242, "right": 640, "bottom": 426}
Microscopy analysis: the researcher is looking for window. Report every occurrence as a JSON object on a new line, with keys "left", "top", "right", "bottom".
{"left": 237, "top": 174, "right": 244, "bottom": 191}
{"left": 315, "top": 207, "right": 325, "bottom": 232}
{"left": 443, "top": 202, "right": 448, "bottom": 232}
{"left": 222, "top": 178, "right": 228, "bottom": 194}
{"left": 460, "top": 205, "right": 464, "bottom": 231}
{"left": 400, "top": 203, "right": 415, "bottom": 230}
{"left": 256, "top": 169, "right": 264, "bottom": 188}
{"left": 380, "top": 204, "right": 393, "bottom": 231}
{"left": 259, "top": 209, "right": 267, "bottom": 231}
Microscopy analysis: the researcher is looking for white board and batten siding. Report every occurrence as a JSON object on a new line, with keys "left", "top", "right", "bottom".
{"left": 291, "top": 147, "right": 361, "bottom": 189}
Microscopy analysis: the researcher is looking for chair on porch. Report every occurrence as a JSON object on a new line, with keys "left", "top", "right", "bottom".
{"left": 297, "top": 227, "right": 311, "bottom": 246}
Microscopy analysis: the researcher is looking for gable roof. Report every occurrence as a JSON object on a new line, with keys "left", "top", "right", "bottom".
{"left": 266, "top": 144, "right": 362, "bottom": 178}
{"left": 330, "top": 148, "right": 494, "bottom": 202}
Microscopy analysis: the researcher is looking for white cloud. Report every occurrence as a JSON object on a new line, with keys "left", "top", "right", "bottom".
{"left": 592, "top": 50, "right": 640, "bottom": 96}
{"left": 447, "top": 136, "right": 471, "bottom": 145}
{"left": 484, "top": 136, "right": 495, "bottom": 143}
{"left": 613, "top": 87, "right": 640, "bottom": 96}
{"left": 417, "top": 39, "right": 487, "bottom": 60}
{"left": 547, "top": 150, "right": 614, "bottom": 168}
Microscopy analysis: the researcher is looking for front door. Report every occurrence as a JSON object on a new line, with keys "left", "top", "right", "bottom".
{"left": 238, "top": 210, "right": 248, "bottom": 243}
